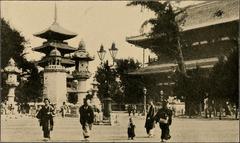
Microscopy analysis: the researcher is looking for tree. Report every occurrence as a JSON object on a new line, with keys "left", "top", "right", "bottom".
{"left": 115, "top": 58, "right": 144, "bottom": 104}
{"left": 1, "top": 19, "right": 27, "bottom": 69}
{"left": 208, "top": 47, "right": 238, "bottom": 119}
{"left": 1, "top": 18, "right": 42, "bottom": 103}
{"left": 127, "top": 1, "right": 188, "bottom": 76}
{"left": 95, "top": 61, "right": 120, "bottom": 102}
{"left": 174, "top": 67, "right": 208, "bottom": 116}
{"left": 225, "top": 48, "right": 239, "bottom": 119}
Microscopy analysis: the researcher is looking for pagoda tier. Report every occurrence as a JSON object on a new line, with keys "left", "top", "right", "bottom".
{"left": 34, "top": 22, "right": 77, "bottom": 41}
{"left": 37, "top": 56, "right": 75, "bottom": 68}
{"left": 33, "top": 41, "right": 77, "bottom": 55}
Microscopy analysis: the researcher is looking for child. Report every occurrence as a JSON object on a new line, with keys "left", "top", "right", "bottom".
{"left": 127, "top": 117, "right": 135, "bottom": 140}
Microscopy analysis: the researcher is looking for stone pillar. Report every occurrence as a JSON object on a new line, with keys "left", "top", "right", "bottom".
{"left": 7, "top": 87, "right": 16, "bottom": 105}
{"left": 76, "top": 79, "right": 87, "bottom": 105}
{"left": 103, "top": 97, "right": 112, "bottom": 122}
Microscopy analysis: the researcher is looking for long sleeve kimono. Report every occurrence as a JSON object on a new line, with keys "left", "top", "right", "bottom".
{"left": 36, "top": 105, "right": 55, "bottom": 133}
{"left": 145, "top": 105, "right": 155, "bottom": 130}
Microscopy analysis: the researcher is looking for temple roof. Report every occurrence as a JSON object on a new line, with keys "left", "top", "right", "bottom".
{"left": 33, "top": 42, "right": 77, "bottom": 55}
{"left": 182, "top": 0, "right": 239, "bottom": 31}
{"left": 129, "top": 57, "right": 218, "bottom": 75}
{"left": 34, "top": 22, "right": 77, "bottom": 41}
{"left": 126, "top": 0, "right": 239, "bottom": 45}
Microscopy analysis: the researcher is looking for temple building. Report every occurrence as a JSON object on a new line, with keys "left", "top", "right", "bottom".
{"left": 126, "top": 1, "right": 239, "bottom": 98}
{"left": 33, "top": 6, "right": 93, "bottom": 108}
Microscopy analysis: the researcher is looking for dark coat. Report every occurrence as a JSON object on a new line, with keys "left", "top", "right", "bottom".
{"left": 36, "top": 105, "right": 55, "bottom": 131}
{"left": 79, "top": 105, "right": 94, "bottom": 125}
{"left": 145, "top": 105, "right": 155, "bottom": 129}
{"left": 128, "top": 122, "right": 135, "bottom": 138}
{"left": 155, "top": 107, "right": 172, "bottom": 125}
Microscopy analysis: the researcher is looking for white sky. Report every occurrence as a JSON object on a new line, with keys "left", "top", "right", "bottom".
{"left": 1, "top": 1, "right": 204, "bottom": 89}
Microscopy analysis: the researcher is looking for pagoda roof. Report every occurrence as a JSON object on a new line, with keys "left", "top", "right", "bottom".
{"left": 33, "top": 42, "right": 77, "bottom": 55}
{"left": 126, "top": 0, "right": 239, "bottom": 46}
{"left": 34, "top": 22, "right": 77, "bottom": 41}
{"left": 36, "top": 57, "right": 75, "bottom": 68}
{"left": 129, "top": 57, "right": 218, "bottom": 75}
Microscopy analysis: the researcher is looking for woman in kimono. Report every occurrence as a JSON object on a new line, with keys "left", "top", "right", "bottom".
{"left": 144, "top": 100, "right": 155, "bottom": 137}
{"left": 36, "top": 98, "right": 55, "bottom": 141}
{"left": 79, "top": 99, "right": 94, "bottom": 140}
{"left": 155, "top": 101, "right": 172, "bottom": 142}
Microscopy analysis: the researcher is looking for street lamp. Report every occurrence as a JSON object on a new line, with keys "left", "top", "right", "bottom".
{"left": 97, "top": 43, "right": 118, "bottom": 65}
{"left": 109, "top": 42, "right": 118, "bottom": 64}
{"left": 97, "top": 42, "right": 118, "bottom": 124}
{"left": 97, "top": 45, "right": 106, "bottom": 64}
{"left": 143, "top": 87, "right": 147, "bottom": 116}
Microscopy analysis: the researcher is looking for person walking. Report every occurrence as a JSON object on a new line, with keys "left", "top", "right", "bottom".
{"left": 132, "top": 105, "right": 137, "bottom": 116}
{"left": 155, "top": 101, "right": 172, "bottom": 142}
{"left": 144, "top": 100, "right": 155, "bottom": 137}
{"left": 36, "top": 98, "right": 55, "bottom": 141}
{"left": 60, "top": 102, "right": 68, "bottom": 118}
{"left": 127, "top": 117, "right": 136, "bottom": 140}
{"left": 127, "top": 104, "right": 132, "bottom": 116}
{"left": 79, "top": 99, "right": 94, "bottom": 140}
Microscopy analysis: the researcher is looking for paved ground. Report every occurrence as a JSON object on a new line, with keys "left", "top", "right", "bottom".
{"left": 1, "top": 113, "right": 239, "bottom": 142}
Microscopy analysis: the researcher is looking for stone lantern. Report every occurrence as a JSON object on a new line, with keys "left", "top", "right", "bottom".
{"left": 3, "top": 58, "right": 22, "bottom": 106}
{"left": 72, "top": 40, "right": 94, "bottom": 105}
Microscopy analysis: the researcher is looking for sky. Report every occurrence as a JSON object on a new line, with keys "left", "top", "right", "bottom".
{"left": 1, "top": 1, "right": 204, "bottom": 89}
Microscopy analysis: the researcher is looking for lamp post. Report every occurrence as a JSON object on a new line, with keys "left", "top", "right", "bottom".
{"left": 97, "top": 42, "right": 118, "bottom": 124}
{"left": 143, "top": 87, "right": 147, "bottom": 116}
{"left": 97, "top": 45, "right": 106, "bottom": 65}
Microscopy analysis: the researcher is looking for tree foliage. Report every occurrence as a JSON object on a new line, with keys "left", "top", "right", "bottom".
{"left": 209, "top": 47, "right": 239, "bottom": 107}
{"left": 127, "top": 1, "right": 188, "bottom": 75}
{"left": 95, "top": 60, "right": 121, "bottom": 103}
{"left": 173, "top": 67, "right": 208, "bottom": 115}
{"left": 115, "top": 58, "right": 144, "bottom": 104}
{"left": 1, "top": 18, "right": 42, "bottom": 103}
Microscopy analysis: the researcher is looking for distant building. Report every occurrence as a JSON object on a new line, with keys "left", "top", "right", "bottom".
{"left": 126, "top": 1, "right": 239, "bottom": 98}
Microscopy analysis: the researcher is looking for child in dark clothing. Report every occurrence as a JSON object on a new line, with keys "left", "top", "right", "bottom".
{"left": 127, "top": 117, "right": 135, "bottom": 140}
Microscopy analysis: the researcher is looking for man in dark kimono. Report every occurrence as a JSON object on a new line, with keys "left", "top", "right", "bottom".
{"left": 36, "top": 98, "right": 55, "bottom": 141}
{"left": 79, "top": 99, "right": 94, "bottom": 140}
{"left": 155, "top": 101, "right": 172, "bottom": 142}
{"left": 145, "top": 100, "right": 155, "bottom": 137}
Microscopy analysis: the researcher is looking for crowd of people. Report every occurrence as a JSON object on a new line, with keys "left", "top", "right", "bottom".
{"left": 1, "top": 102, "right": 33, "bottom": 118}
{"left": 2, "top": 96, "right": 173, "bottom": 142}
{"left": 34, "top": 97, "right": 172, "bottom": 142}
